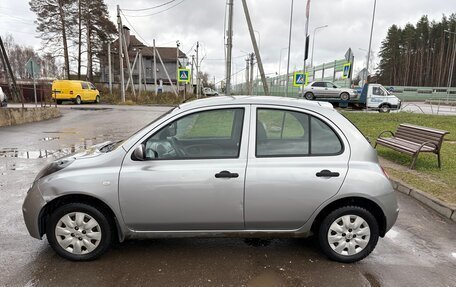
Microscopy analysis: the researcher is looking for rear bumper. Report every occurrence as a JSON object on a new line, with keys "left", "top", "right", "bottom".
{"left": 22, "top": 184, "right": 46, "bottom": 239}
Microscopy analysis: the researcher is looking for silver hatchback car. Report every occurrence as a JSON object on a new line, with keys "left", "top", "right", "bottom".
{"left": 23, "top": 96, "right": 398, "bottom": 262}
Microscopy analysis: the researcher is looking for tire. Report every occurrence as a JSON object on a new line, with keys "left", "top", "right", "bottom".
{"left": 379, "top": 104, "right": 391, "bottom": 113}
{"left": 318, "top": 206, "right": 379, "bottom": 263}
{"left": 46, "top": 203, "right": 112, "bottom": 261}
{"left": 340, "top": 92, "right": 350, "bottom": 101}
{"left": 74, "top": 96, "right": 82, "bottom": 105}
{"left": 304, "top": 92, "right": 315, "bottom": 100}
{"left": 56, "top": 100, "right": 63, "bottom": 105}
{"left": 94, "top": 95, "right": 100, "bottom": 104}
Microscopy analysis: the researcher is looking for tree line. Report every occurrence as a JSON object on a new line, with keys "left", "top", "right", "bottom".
{"left": 29, "top": 0, "right": 116, "bottom": 81}
{"left": 378, "top": 14, "right": 456, "bottom": 87}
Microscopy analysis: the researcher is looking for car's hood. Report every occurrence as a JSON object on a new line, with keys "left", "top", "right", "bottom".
{"left": 62, "top": 141, "right": 114, "bottom": 160}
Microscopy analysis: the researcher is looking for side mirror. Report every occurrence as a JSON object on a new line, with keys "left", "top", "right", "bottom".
{"left": 133, "top": 144, "right": 146, "bottom": 161}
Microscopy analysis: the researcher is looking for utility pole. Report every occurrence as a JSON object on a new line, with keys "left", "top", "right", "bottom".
{"left": 226, "top": 0, "right": 234, "bottom": 96}
{"left": 122, "top": 33, "right": 136, "bottom": 99}
{"left": 245, "top": 56, "right": 250, "bottom": 94}
{"left": 138, "top": 48, "right": 142, "bottom": 96}
{"left": 285, "top": 0, "right": 294, "bottom": 97}
{"left": 176, "top": 41, "right": 180, "bottom": 96}
{"left": 196, "top": 41, "right": 200, "bottom": 98}
{"left": 155, "top": 49, "right": 178, "bottom": 97}
{"left": 108, "top": 42, "right": 112, "bottom": 94}
{"left": 117, "top": 5, "right": 125, "bottom": 102}
{"left": 250, "top": 53, "right": 255, "bottom": 95}
{"left": 190, "top": 55, "right": 194, "bottom": 87}
{"left": 241, "top": 0, "right": 269, "bottom": 95}
{"left": 153, "top": 39, "right": 158, "bottom": 94}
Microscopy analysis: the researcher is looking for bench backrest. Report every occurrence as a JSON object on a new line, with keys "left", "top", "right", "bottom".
{"left": 395, "top": 124, "right": 449, "bottom": 150}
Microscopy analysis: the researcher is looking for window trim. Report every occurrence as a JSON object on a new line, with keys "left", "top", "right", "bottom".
{"left": 255, "top": 107, "right": 344, "bottom": 158}
{"left": 138, "top": 107, "right": 246, "bottom": 161}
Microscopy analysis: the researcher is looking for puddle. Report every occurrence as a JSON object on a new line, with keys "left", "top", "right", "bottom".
{"left": 0, "top": 146, "right": 80, "bottom": 160}
{"left": 42, "top": 131, "right": 77, "bottom": 134}
{"left": 40, "top": 137, "right": 60, "bottom": 141}
{"left": 0, "top": 137, "right": 112, "bottom": 160}
{"left": 70, "top": 107, "right": 112, "bottom": 111}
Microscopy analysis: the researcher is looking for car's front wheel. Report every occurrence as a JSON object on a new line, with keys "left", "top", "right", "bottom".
{"left": 46, "top": 203, "right": 112, "bottom": 261}
{"left": 304, "top": 92, "right": 314, "bottom": 100}
{"left": 379, "top": 104, "right": 391, "bottom": 113}
{"left": 318, "top": 206, "right": 379, "bottom": 263}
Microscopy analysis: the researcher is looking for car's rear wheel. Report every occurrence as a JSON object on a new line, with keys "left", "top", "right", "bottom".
{"left": 56, "top": 100, "right": 63, "bottom": 105}
{"left": 46, "top": 203, "right": 112, "bottom": 261}
{"left": 340, "top": 92, "right": 350, "bottom": 101}
{"left": 318, "top": 206, "right": 379, "bottom": 263}
{"left": 304, "top": 92, "right": 315, "bottom": 100}
{"left": 74, "top": 96, "right": 82, "bottom": 105}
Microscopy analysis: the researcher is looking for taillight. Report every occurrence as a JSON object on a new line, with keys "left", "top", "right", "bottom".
{"left": 381, "top": 166, "right": 389, "bottom": 179}
{"left": 70, "top": 91, "right": 73, "bottom": 95}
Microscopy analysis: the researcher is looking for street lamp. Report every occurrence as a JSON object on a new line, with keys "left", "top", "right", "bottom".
{"left": 310, "top": 25, "right": 328, "bottom": 68}
{"left": 366, "top": 0, "right": 376, "bottom": 76}
{"left": 359, "top": 47, "right": 375, "bottom": 72}
{"left": 444, "top": 30, "right": 456, "bottom": 103}
{"left": 364, "top": 0, "right": 377, "bottom": 112}
{"left": 285, "top": 0, "right": 294, "bottom": 97}
{"left": 278, "top": 47, "right": 288, "bottom": 76}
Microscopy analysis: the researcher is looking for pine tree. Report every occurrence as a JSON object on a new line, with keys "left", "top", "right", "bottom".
{"left": 30, "top": 0, "right": 76, "bottom": 80}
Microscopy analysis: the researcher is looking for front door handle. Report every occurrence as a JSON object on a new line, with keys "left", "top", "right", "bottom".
{"left": 215, "top": 170, "right": 239, "bottom": 178}
{"left": 316, "top": 170, "right": 340, "bottom": 177}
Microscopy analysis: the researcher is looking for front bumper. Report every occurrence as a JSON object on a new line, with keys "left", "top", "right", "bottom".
{"left": 22, "top": 184, "right": 46, "bottom": 239}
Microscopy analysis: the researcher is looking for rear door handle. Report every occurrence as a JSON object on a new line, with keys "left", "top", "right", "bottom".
{"left": 316, "top": 169, "right": 340, "bottom": 177}
{"left": 215, "top": 170, "right": 239, "bottom": 178}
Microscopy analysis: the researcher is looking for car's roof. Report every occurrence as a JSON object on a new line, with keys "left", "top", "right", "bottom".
{"left": 179, "top": 95, "right": 334, "bottom": 111}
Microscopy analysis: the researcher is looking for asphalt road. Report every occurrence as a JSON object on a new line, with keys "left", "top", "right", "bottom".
{"left": 1, "top": 104, "right": 455, "bottom": 287}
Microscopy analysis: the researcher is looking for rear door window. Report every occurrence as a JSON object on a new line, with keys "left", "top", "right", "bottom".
{"left": 256, "top": 108, "right": 343, "bottom": 157}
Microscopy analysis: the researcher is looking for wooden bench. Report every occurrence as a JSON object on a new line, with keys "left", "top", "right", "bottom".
{"left": 374, "top": 123, "right": 449, "bottom": 169}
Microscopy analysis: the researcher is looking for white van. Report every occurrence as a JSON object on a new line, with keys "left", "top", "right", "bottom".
{"left": 365, "top": 84, "right": 401, "bottom": 113}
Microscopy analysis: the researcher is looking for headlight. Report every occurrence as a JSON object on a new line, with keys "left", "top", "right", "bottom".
{"left": 34, "top": 158, "right": 74, "bottom": 182}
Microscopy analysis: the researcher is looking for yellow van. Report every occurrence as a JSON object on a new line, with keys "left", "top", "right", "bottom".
{"left": 51, "top": 80, "right": 100, "bottom": 104}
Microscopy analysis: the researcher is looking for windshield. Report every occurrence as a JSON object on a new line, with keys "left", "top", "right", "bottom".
{"left": 99, "top": 107, "right": 176, "bottom": 153}
{"left": 128, "top": 107, "right": 176, "bottom": 138}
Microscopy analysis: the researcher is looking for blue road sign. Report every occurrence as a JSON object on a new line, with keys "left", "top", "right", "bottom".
{"left": 178, "top": 69, "right": 190, "bottom": 83}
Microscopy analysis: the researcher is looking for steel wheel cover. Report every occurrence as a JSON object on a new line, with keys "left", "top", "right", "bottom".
{"left": 327, "top": 214, "right": 370, "bottom": 256}
{"left": 55, "top": 212, "right": 102, "bottom": 254}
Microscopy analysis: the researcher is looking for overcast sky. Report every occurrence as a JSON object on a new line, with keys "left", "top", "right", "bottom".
{"left": 1, "top": 0, "right": 455, "bottom": 85}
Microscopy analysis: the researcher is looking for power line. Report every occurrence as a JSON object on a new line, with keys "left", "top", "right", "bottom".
{"left": 122, "top": 0, "right": 187, "bottom": 17}
{"left": 120, "top": 10, "right": 152, "bottom": 46}
{"left": 121, "top": 0, "right": 177, "bottom": 12}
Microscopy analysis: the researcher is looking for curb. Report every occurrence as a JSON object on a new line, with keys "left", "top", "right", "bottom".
{"left": 390, "top": 178, "right": 456, "bottom": 222}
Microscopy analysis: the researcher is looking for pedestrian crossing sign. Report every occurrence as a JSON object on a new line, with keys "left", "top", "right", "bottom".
{"left": 293, "top": 72, "right": 308, "bottom": 87}
{"left": 342, "top": 63, "right": 351, "bottom": 79}
{"left": 178, "top": 69, "right": 190, "bottom": 83}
